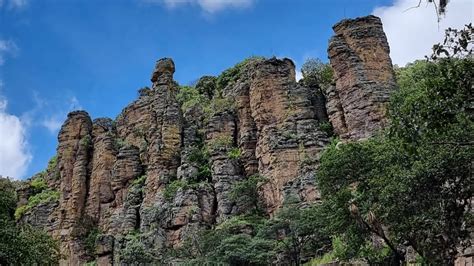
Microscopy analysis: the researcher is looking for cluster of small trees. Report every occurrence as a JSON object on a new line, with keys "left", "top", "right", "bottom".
{"left": 0, "top": 178, "right": 60, "bottom": 264}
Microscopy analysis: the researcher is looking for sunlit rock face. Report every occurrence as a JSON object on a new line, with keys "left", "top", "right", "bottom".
{"left": 327, "top": 15, "right": 396, "bottom": 140}
{"left": 18, "top": 15, "right": 400, "bottom": 264}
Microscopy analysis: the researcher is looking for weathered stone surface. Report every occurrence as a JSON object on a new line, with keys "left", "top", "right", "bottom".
{"left": 85, "top": 118, "right": 117, "bottom": 227}
{"left": 327, "top": 15, "right": 396, "bottom": 140}
{"left": 246, "top": 58, "right": 329, "bottom": 214}
{"left": 56, "top": 110, "right": 93, "bottom": 264}
{"left": 19, "top": 16, "right": 401, "bottom": 263}
{"left": 116, "top": 58, "right": 182, "bottom": 206}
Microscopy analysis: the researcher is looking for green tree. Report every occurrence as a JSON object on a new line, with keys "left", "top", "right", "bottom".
{"left": 300, "top": 58, "right": 333, "bottom": 93}
{"left": 0, "top": 177, "right": 60, "bottom": 265}
{"left": 317, "top": 58, "right": 473, "bottom": 265}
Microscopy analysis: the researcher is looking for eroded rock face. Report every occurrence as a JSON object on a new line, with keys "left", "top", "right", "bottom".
{"left": 19, "top": 15, "right": 398, "bottom": 264}
{"left": 56, "top": 110, "right": 93, "bottom": 264}
{"left": 327, "top": 15, "right": 396, "bottom": 140}
{"left": 247, "top": 58, "right": 328, "bottom": 214}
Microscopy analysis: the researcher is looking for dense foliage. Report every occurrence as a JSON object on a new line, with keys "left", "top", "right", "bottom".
{"left": 316, "top": 58, "right": 473, "bottom": 265}
{"left": 0, "top": 178, "right": 60, "bottom": 265}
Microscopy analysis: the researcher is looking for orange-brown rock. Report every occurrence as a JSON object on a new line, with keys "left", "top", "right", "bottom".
{"left": 56, "top": 110, "right": 93, "bottom": 264}
{"left": 327, "top": 15, "right": 396, "bottom": 140}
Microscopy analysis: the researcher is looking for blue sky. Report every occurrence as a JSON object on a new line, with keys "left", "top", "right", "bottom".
{"left": 0, "top": 0, "right": 471, "bottom": 179}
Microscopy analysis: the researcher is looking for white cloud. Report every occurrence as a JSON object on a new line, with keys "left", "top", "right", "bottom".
{"left": 144, "top": 0, "right": 254, "bottom": 13}
{"left": 373, "top": 0, "right": 473, "bottom": 66}
{"left": 9, "top": 0, "right": 27, "bottom": 8}
{"left": 295, "top": 70, "right": 303, "bottom": 81}
{"left": 0, "top": 0, "right": 28, "bottom": 9}
{"left": 0, "top": 94, "right": 32, "bottom": 179}
{"left": 0, "top": 39, "right": 19, "bottom": 66}
{"left": 38, "top": 96, "right": 83, "bottom": 134}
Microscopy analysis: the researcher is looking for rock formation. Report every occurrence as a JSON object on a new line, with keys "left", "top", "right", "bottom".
{"left": 327, "top": 15, "right": 396, "bottom": 140}
{"left": 16, "top": 15, "right": 400, "bottom": 265}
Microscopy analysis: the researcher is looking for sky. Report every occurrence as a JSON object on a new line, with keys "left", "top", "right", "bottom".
{"left": 0, "top": 0, "right": 472, "bottom": 179}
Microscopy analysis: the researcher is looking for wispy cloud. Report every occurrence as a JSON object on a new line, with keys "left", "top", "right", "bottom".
{"left": 0, "top": 39, "right": 19, "bottom": 66}
{"left": 142, "top": 0, "right": 255, "bottom": 13}
{"left": 373, "top": 0, "right": 473, "bottom": 66}
{"left": 39, "top": 96, "right": 83, "bottom": 134}
{"left": 22, "top": 93, "right": 83, "bottom": 134}
{"left": 0, "top": 0, "right": 28, "bottom": 10}
{"left": 0, "top": 90, "right": 32, "bottom": 179}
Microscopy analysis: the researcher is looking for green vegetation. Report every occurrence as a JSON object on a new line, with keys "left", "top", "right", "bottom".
{"left": 168, "top": 57, "right": 473, "bottom": 265}
{"left": 46, "top": 155, "right": 58, "bottom": 173}
{"left": 132, "top": 175, "right": 147, "bottom": 186}
{"left": 176, "top": 85, "right": 210, "bottom": 114}
{"left": 216, "top": 56, "right": 265, "bottom": 91}
{"left": 230, "top": 175, "right": 266, "bottom": 214}
{"left": 0, "top": 178, "right": 60, "bottom": 265}
{"left": 227, "top": 147, "right": 241, "bottom": 159}
{"left": 80, "top": 134, "right": 92, "bottom": 147}
{"left": 300, "top": 58, "right": 333, "bottom": 93}
{"left": 15, "top": 189, "right": 60, "bottom": 220}
{"left": 318, "top": 121, "right": 334, "bottom": 137}
{"left": 316, "top": 58, "right": 473, "bottom": 265}
{"left": 208, "top": 135, "right": 233, "bottom": 152}
{"left": 163, "top": 180, "right": 188, "bottom": 201}
{"left": 188, "top": 145, "right": 212, "bottom": 181}
{"left": 84, "top": 227, "right": 101, "bottom": 255}
{"left": 118, "top": 232, "right": 155, "bottom": 264}
{"left": 30, "top": 177, "right": 47, "bottom": 193}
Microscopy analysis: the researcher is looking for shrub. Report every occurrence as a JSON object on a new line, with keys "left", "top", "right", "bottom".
{"left": 30, "top": 177, "right": 47, "bottom": 194}
{"left": 318, "top": 121, "right": 334, "bottom": 137}
{"left": 208, "top": 135, "right": 233, "bottom": 152}
{"left": 227, "top": 147, "right": 241, "bottom": 159}
{"left": 80, "top": 135, "right": 92, "bottom": 147}
{"left": 163, "top": 180, "right": 187, "bottom": 201}
{"left": 84, "top": 227, "right": 100, "bottom": 256}
{"left": 119, "top": 233, "right": 155, "bottom": 264}
{"left": 14, "top": 189, "right": 60, "bottom": 220}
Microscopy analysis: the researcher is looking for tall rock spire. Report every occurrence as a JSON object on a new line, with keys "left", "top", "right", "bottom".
{"left": 327, "top": 15, "right": 397, "bottom": 140}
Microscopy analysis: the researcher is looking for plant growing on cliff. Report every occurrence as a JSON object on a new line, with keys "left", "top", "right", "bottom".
{"left": 163, "top": 179, "right": 187, "bottom": 201}
{"left": 30, "top": 177, "right": 47, "bottom": 194}
{"left": 0, "top": 178, "right": 60, "bottom": 265}
{"left": 227, "top": 147, "right": 241, "bottom": 159}
{"left": 230, "top": 174, "right": 266, "bottom": 214}
{"left": 119, "top": 233, "right": 155, "bottom": 264}
{"left": 216, "top": 56, "right": 265, "bottom": 91}
{"left": 14, "top": 189, "right": 60, "bottom": 220}
{"left": 316, "top": 58, "right": 474, "bottom": 264}
{"left": 300, "top": 58, "right": 333, "bottom": 94}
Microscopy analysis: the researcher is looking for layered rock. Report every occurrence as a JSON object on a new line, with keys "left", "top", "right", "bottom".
{"left": 116, "top": 58, "right": 182, "bottom": 206}
{"left": 327, "top": 15, "right": 396, "bottom": 140}
{"left": 17, "top": 15, "right": 401, "bottom": 265}
{"left": 56, "top": 110, "right": 93, "bottom": 264}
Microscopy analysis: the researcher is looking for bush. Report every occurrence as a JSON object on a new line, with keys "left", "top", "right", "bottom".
{"left": 227, "top": 147, "right": 241, "bottom": 159}
{"left": 15, "top": 189, "right": 60, "bottom": 220}
{"left": 84, "top": 227, "right": 100, "bottom": 256}
{"left": 163, "top": 180, "right": 187, "bottom": 201}
{"left": 318, "top": 121, "right": 334, "bottom": 137}
{"left": 208, "top": 135, "right": 233, "bottom": 152}
{"left": 119, "top": 233, "right": 155, "bottom": 264}
{"left": 30, "top": 177, "right": 47, "bottom": 194}
{"left": 80, "top": 135, "right": 92, "bottom": 147}
{"left": 230, "top": 175, "right": 266, "bottom": 214}
{"left": 0, "top": 178, "right": 60, "bottom": 265}
{"left": 216, "top": 56, "right": 265, "bottom": 90}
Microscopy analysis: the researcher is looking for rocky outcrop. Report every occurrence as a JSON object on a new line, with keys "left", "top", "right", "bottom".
{"left": 17, "top": 15, "right": 400, "bottom": 265}
{"left": 327, "top": 15, "right": 396, "bottom": 140}
{"left": 56, "top": 110, "right": 93, "bottom": 264}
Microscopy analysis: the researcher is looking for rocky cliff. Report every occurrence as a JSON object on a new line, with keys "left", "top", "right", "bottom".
{"left": 16, "top": 15, "right": 398, "bottom": 265}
